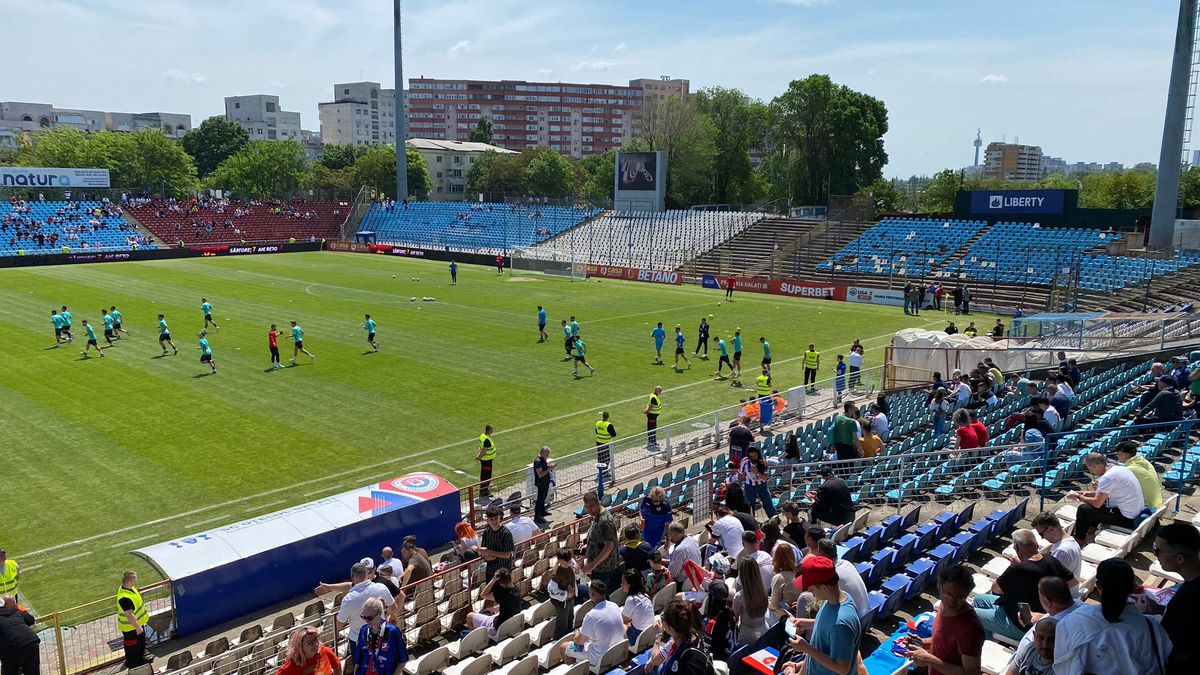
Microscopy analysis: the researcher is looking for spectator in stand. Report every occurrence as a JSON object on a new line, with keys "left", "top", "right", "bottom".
{"left": 1054, "top": 558, "right": 1172, "bottom": 675}
{"left": 0, "top": 595, "right": 39, "bottom": 675}
{"left": 398, "top": 540, "right": 431, "bottom": 587}
{"left": 929, "top": 389, "right": 950, "bottom": 434}
{"left": 533, "top": 446, "right": 554, "bottom": 525}
{"left": 1136, "top": 362, "right": 1167, "bottom": 405}
{"left": 479, "top": 505, "right": 515, "bottom": 581}
{"left": 781, "top": 555, "right": 861, "bottom": 675}
{"left": 723, "top": 484, "right": 758, "bottom": 527}
{"left": 733, "top": 557, "right": 770, "bottom": 645}
{"left": 701, "top": 582, "right": 737, "bottom": 663}
{"left": 815, "top": 539, "right": 870, "bottom": 622}
{"left": 378, "top": 547, "right": 402, "bottom": 584}
{"left": 506, "top": 503, "right": 538, "bottom": 544}
{"left": 1113, "top": 441, "right": 1163, "bottom": 509}
{"left": 547, "top": 550, "right": 578, "bottom": 639}
{"left": 906, "top": 563, "right": 983, "bottom": 675}
{"left": 452, "top": 522, "right": 480, "bottom": 562}
{"left": 1137, "top": 522, "right": 1199, "bottom": 673}
{"left": 1065, "top": 453, "right": 1146, "bottom": 543}
{"left": 329, "top": 563, "right": 395, "bottom": 669}
{"left": 775, "top": 501, "right": 808, "bottom": 546}
{"left": 858, "top": 422, "right": 883, "bottom": 458}
{"left": 642, "top": 599, "right": 715, "bottom": 675}
{"left": 352, "top": 597, "right": 406, "bottom": 675}
{"left": 968, "top": 409, "right": 989, "bottom": 446}
{"left": 1028, "top": 513, "right": 1082, "bottom": 584}
{"left": 279, "top": 625, "right": 340, "bottom": 675}
{"left": 768, "top": 545, "right": 801, "bottom": 624}
{"left": 1007, "top": 618, "right": 1056, "bottom": 675}
{"left": 953, "top": 374, "right": 973, "bottom": 408}
{"left": 972, "top": 529, "right": 1075, "bottom": 642}
{"left": 706, "top": 504, "right": 747, "bottom": 559}
{"left": 728, "top": 416, "right": 755, "bottom": 466}
{"left": 830, "top": 401, "right": 862, "bottom": 461}
{"left": 866, "top": 403, "right": 890, "bottom": 442}
{"left": 664, "top": 523, "right": 701, "bottom": 586}
{"left": 646, "top": 550, "right": 672, "bottom": 596}
{"left": 736, "top": 530, "right": 775, "bottom": 594}
{"left": 1134, "top": 376, "right": 1184, "bottom": 427}
{"left": 1006, "top": 577, "right": 1079, "bottom": 675}
{"left": 945, "top": 321, "right": 959, "bottom": 335}
{"left": 639, "top": 486, "right": 674, "bottom": 548}
{"left": 740, "top": 445, "right": 777, "bottom": 517}
{"left": 807, "top": 467, "right": 855, "bottom": 527}
{"left": 620, "top": 524, "right": 655, "bottom": 574}
{"left": 582, "top": 491, "right": 621, "bottom": 595}
{"left": 953, "top": 409, "right": 982, "bottom": 452}
{"left": 847, "top": 347, "right": 863, "bottom": 390}
{"left": 561, "top": 581, "right": 624, "bottom": 668}
{"left": 620, "top": 569, "right": 655, "bottom": 642}
{"left": 1066, "top": 359, "right": 1084, "bottom": 388}
{"left": 465, "top": 568, "right": 521, "bottom": 636}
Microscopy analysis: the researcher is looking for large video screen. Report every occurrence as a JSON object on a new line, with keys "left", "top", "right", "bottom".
{"left": 618, "top": 152, "right": 658, "bottom": 191}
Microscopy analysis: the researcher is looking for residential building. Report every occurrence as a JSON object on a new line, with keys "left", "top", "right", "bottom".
{"left": 0, "top": 101, "right": 191, "bottom": 138}
{"left": 406, "top": 138, "right": 517, "bottom": 199}
{"left": 981, "top": 142, "right": 1043, "bottom": 181}
{"left": 300, "top": 129, "right": 324, "bottom": 160}
{"left": 318, "top": 81, "right": 399, "bottom": 146}
{"left": 403, "top": 76, "right": 688, "bottom": 157}
{"left": 224, "top": 94, "right": 301, "bottom": 141}
{"left": 627, "top": 77, "right": 690, "bottom": 113}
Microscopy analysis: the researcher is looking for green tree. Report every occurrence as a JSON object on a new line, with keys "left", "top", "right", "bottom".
{"left": 181, "top": 117, "right": 249, "bottom": 178}
{"left": 206, "top": 140, "right": 310, "bottom": 199}
{"left": 638, "top": 96, "right": 718, "bottom": 206}
{"left": 465, "top": 150, "right": 527, "bottom": 196}
{"left": 768, "top": 74, "right": 888, "bottom": 204}
{"left": 351, "top": 145, "right": 432, "bottom": 198}
{"left": 319, "top": 144, "right": 366, "bottom": 171}
{"left": 858, "top": 177, "right": 908, "bottom": 216}
{"left": 17, "top": 127, "right": 198, "bottom": 196}
{"left": 691, "top": 87, "right": 767, "bottom": 204}
{"left": 1179, "top": 166, "right": 1200, "bottom": 208}
{"left": 918, "top": 169, "right": 962, "bottom": 212}
{"left": 579, "top": 149, "right": 617, "bottom": 200}
{"left": 524, "top": 148, "right": 575, "bottom": 198}
{"left": 468, "top": 117, "right": 493, "bottom": 144}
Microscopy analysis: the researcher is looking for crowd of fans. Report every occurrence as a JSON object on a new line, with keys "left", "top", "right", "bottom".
{"left": 3, "top": 196, "right": 152, "bottom": 251}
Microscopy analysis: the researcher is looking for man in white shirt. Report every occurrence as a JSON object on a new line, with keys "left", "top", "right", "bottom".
{"left": 1065, "top": 453, "right": 1145, "bottom": 543}
{"left": 735, "top": 531, "right": 773, "bottom": 593}
{"left": 561, "top": 581, "right": 625, "bottom": 667}
{"left": 1029, "top": 512, "right": 1082, "bottom": 582}
{"left": 1035, "top": 396, "right": 1062, "bottom": 431}
{"left": 506, "top": 503, "right": 538, "bottom": 544}
{"left": 378, "top": 546, "right": 403, "bottom": 585}
{"left": 663, "top": 523, "right": 701, "bottom": 585}
{"left": 707, "top": 505, "right": 745, "bottom": 559}
{"left": 954, "top": 375, "right": 973, "bottom": 407}
{"left": 868, "top": 403, "right": 889, "bottom": 442}
{"left": 329, "top": 562, "right": 396, "bottom": 662}
{"left": 847, "top": 349, "right": 863, "bottom": 389}
{"left": 1008, "top": 576, "right": 1080, "bottom": 674}
{"left": 815, "top": 539, "right": 870, "bottom": 621}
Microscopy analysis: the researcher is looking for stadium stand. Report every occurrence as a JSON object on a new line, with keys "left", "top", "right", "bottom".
{"left": 123, "top": 349, "right": 1196, "bottom": 675}
{"left": 525, "top": 209, "right": 765, "bottom": 270}
{"left": 361, "top": 201, "right": 602, "bottom": 254}
{"left": 818, "top": 217, "right": 987, "bottom": 278}
{"left": 1, "top": 199, "right": 155, "bottom": 255}
{"left": 123, "top": 198, "right": 348, "bottom": 245}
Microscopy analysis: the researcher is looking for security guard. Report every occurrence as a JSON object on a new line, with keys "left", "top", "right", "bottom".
{"left": 595, "top": 412, "right": 617, "bottom": 487}
{"left": 803, "top": 343, "right": 821, "bottom": 394}
{"left": 117, "top": 571, "right": 152, "bottom": 668}
{"left": 756, "top": 370, "right": 772, "bottom": 398}
{"left": 0, "top": 549, "right": 19, "bottom": 602}
{"left": 475, "top": 424, "right": 496, "bottom": 499}
{"left": 643, "top": 386, "right": 663, "bottom": 449}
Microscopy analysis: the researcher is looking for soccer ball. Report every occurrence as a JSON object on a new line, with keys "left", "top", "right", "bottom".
{"left": 411, "top": 277, "right": 416, "bottom": 281}
{"left": 708, "top": 314, "right": 714, "bottom": 319}
{"left": 410, "top": 296, "right": 417, "bottom": 302}
{"left": 717, "top": 302, "right": 721, "bottom": 307}
{"left": 392, "top": 275, "right": 396, "bottom": 279}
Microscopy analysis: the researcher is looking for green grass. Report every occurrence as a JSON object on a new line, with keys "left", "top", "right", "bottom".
{"left": 3, "top": 252, "right": 953, "bottom": 611}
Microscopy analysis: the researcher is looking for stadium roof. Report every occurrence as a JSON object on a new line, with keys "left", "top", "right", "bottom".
{"left": 405, "top": 138, "right": 517, "bottom": 154}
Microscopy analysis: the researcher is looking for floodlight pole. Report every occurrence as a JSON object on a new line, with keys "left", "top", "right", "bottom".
{"left": 1149, "top": 0, "right": 1197, "bottom": 251}
{"left": 394, "top": 0, "right": 409, "bottom": 200}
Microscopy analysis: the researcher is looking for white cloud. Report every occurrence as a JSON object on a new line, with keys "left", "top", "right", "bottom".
{"left": 571, "top": 60, "right": 618, "bottom": 72}
{"left": 536, "top": 68, "right": 554, "bottom": 76}
{"left": 449, "top": 40, "right": 471, "bottom": 55}
{"left": 163, "top": 68, "right": 208, "bottom": 85}
{"left": 979, "top": 74, "right": 1008, "bottom": 84}
{"left": 613, "top": 42, "right": 626, "bottom": 52}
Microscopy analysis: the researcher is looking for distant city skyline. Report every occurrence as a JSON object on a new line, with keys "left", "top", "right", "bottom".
{"left": 1, "top": 0, "right": 1183, "bottom": 177}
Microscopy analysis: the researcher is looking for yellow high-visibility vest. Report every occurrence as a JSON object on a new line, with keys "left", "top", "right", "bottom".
{"left": 756, "top": 375, "right": 771, "bottom": 396}
{"left": 478, "top": 433, "right": 496, "bottom": 461}
{"left": 0, "top": 560, "right": 18, "bottom": 596}
{"left": 804, "top": 350, "right": 820, "bottom": 369}
{"left": 116, "top": 586, "right": 149, "bottom": 634}
{"left": 595, "top": 420, "right": 613, "bottom": 444}
{"left": 647, "top": 394, "right": 661, "bottom": 415}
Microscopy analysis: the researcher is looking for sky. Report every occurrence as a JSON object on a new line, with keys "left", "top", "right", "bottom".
{"left": 0, "top": 0, "right": 1184, "bottom": 177}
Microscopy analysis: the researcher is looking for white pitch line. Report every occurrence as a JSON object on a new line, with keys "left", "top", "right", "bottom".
{"left": 303, "top": 486, "right": 340, "bottom": 497}
{"left": 256, "top": 500, "right": 287, "bottom": 510}
{"left": 17, "top": 315, "right": 940, "bottom": 560}
{"left": 425, "top": 460, "right": 469, "bottom": 475}
{"left": 110, "top": 533, "right": 160, "bottom": 549}
{"left": 22, "top": 564, "right": 43, "bottom": 573}
{"left": 59, "top": 551, "right": 92, "bottom": 562}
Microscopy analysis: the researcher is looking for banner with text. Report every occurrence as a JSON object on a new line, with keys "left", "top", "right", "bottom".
{"left": 586, "top": 264, "right": 681, "bottom": 285}
{"left": 701, "top": 275, "right": 845, "bottom": 300}
{"left": 845, "top": 286, "right": 906, "bottom": 307}
{"left": 0, "top": 167, "right": 111, "bottom": 189}
{"left": 968, "top": 189, "right": 1066, "bottom": 215}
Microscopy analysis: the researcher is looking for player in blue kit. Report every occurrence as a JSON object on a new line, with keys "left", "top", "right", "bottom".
{"left": 51, "top": 309, "right": 66, "bottom": 345}
{"left": 537, "top": 306, "right": 548, "bottom": 342}
{"left": 732, "top": 329, "right": 744, "bottom": 383}
{"left": 651, "top": 322, "right": 666, "bottom": 364}
{"left": 200, "top": 298, "right": 220, "bottom": 331}
{"left": 110, "top": 305, "right": 129, "bottom": 338}
{"left": 198, "top": 330, "right": 217, "bottom": 374}
{"left": 362, "top": 314, "right": 379, "bottom": 352}
{"left": 80, "top": 320, "right": 105, "bottom": 357}
{"left": 673, "top": 325, "right": 692, "bottom": 371}
{"left": 157, "top": 314, "right": 178, "bottom": 355}
{"left": 289, "top": 321, "right": 315, "bottom": 364}
{"left": 59, "top": 306, "right": 74, "bottom": 343}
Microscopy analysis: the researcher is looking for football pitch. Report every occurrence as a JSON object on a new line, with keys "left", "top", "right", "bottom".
{"left": 3, "top": 252, "right": 952, "bottom": 611}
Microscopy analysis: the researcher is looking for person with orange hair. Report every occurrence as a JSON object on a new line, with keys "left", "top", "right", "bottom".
{"left": 278, "top": 626, "right": 341, "bottom": 675}
{"left": 452, "top": 522, "right": 480, "bottom": 562}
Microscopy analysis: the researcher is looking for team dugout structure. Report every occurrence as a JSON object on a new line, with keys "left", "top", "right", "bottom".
{"left": 131, "top": 473, "right": 459, "bottom": 636}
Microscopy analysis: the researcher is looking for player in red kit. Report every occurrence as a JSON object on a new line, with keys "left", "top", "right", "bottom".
{"left": 496, "top": 254, "right": 505, "bottom": 275}
{"left": 725, "top": 276, "right": 735, "bottom": 301}
{"left": 267, "top": 324, "right": 283, "bottom": 369}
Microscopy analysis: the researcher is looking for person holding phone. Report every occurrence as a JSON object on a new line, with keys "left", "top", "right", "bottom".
{"left": 780, "top": 556, "right": 860, "bottom": 675}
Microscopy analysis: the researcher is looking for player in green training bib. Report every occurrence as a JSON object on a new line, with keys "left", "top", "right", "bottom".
{"left": 100, "top": 309, "right": 116, "bottom": 346}
{"left": 289, "top": 321, "right": 315, "bottom": 364}
{"left": 200, "top": 298, "right": 220, "bottom": 331}
{"left": 80, "top": 320, "right": 106, "bottom": 358}
{"left": 110, "top": 305, "right": 129, "bottom": 338}
{"left": 713, "top": 336, "right": 733, "bottom": 378}
{"left": 198, "top": 330, "right": 217, "bottom": 374}
{"left": 59, "top": 305, "right": 74, "bottom": 343}
{"left": 157, "top": 314, "right": 178, "bottom": 355}
{"left": 731, "top": 329, "right": 744, "bottom": 382}
{"left": 51, "top": 309, "right": 66, "bottom": 345}
{"left": 362, "top": 314, "right": 379, "bottom": 352}
{"left": 572, "top": 336, "right": 595, "bottom": 377}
